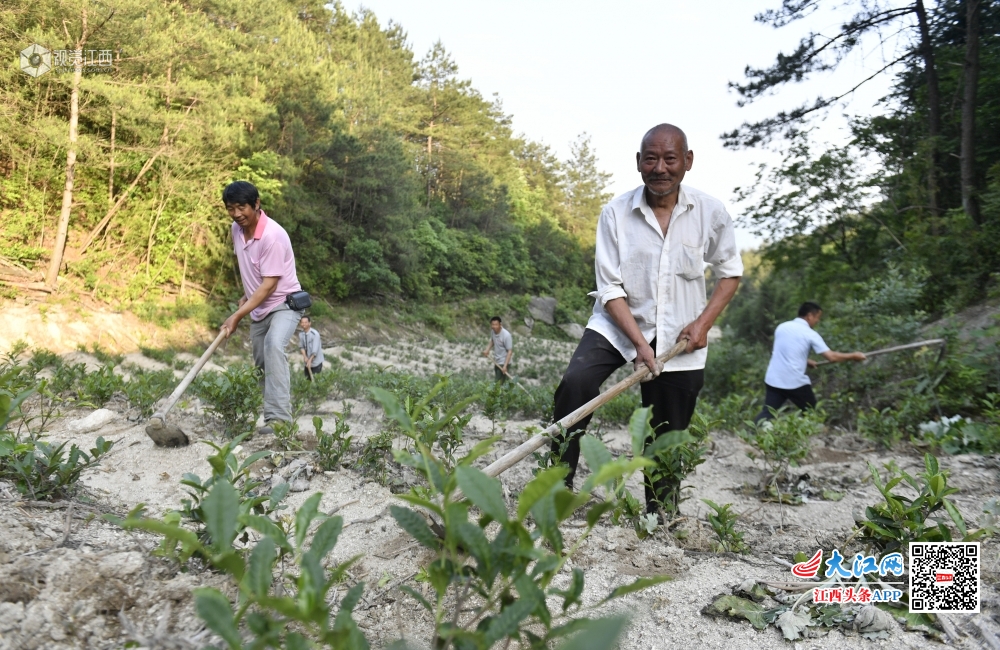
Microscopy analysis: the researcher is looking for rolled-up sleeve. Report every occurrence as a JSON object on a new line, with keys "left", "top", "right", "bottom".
{"left": 592, "top": 207, "right": 628, "bottom": 305}
{"left": 705, "top": 207, "right": 744, "bottom": 278}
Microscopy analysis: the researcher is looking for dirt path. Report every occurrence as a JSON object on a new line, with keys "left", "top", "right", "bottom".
{"left": 1, "top": 344, "right": 998, "bottom": 649}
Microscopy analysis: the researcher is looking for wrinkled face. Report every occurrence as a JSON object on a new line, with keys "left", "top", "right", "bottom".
{"left": 490, "top": 321, "right": 502, "bottom": 334}
{"left": 636, "top": 130, "right": 693, "bottom": 198}
{"left": 226, "top": 199, "right": 260, "bottom": 230}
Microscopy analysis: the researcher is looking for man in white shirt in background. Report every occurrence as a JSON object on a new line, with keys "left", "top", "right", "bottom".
{"left": 482, "top": 316, "right": 514, "bottom": 382}
{"left": 551, "top": 123, "right": 743, "bottom": 516}
{"left": 755, "top": 302, "right": 866, "bottom": 422}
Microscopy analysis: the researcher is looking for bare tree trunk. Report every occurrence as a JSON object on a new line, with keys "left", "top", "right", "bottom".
{"left": 915, "top": 0, "right": 942, "bottom": 218}
{"left": 46, "top": 9, "right": 87, "bottom": 290}
{"left": 961, "top": 0, "right": 982, "bottom": 224}
{"left": 108, "top": 109, "right": 116, "bottom": 204}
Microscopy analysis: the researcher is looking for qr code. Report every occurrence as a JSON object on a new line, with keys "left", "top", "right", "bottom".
{"left": 909, "top": 542, "right": 979, "bottom": 613}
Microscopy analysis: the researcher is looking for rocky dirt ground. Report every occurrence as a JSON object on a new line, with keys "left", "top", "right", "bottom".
{"left": 1, "top": 338, "right": 999, "bottom": 649}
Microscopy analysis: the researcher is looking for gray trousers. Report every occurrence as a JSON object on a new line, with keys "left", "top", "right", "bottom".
{"left": 250, "top": 305, "right": 301, "bottom": 423}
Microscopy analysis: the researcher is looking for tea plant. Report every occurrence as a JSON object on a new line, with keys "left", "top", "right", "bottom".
{"left": 357, "top": 431, "right": 394, "bottom": 485}
{"left": 1, "top": 352, "right": 36, "bottom": 431}
{"left": 271, "top": 419, "right": 302, "bottom": 451}
{"left": 713, "top": 393, "right": 758, "bottom": 434}
{"left": 0, "top": 429, "right": 114, "bottom": 500}
{"left": 643, "top": 409, "right": 707, "bottom": 515}
{"left": 857, "top": 406, "right": 902, "bottom": 449}
{"left": 122, "top": 368, "right": 175, "bottom": 420}
{"left": 76, "top": 364, "right": 125, "bottom": 407}
{"left": 858, "top": 453, "right": 990, "bottom": 555}
{"left": 374, "top": 388, "right": 667, "bottom": 649}
{"left": 194, "top": 364, "right": 263, "bottom": 438}
{"left": 170, "top": 433, "right": 288, "bottom": 556}
{"left": 291, "top": 367, "right": 338, "bottom": 415}
{"left": 1, "top": 358, "right": 114, "bottom": 500}
{"left": 740, "top": 407, "right": 824, "bottom": 484}
{"left": 315, "top": 414, "right": 353, "bottom": 471}
{"left": 702, "top": 499, "right": 749, "bottom": 553}
{"left": 371, "top": 377, "right": 475, "bottom": 470}
{"left": 46, "top": 361, "right": 88, "bottom": 397}
{"left": 114, "top": 489, "right": 368, "bottom": 649}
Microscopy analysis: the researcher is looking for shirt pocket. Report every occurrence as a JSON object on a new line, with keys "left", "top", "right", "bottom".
{"left": 675, "top": 241, "right": 705, "bottom": 281}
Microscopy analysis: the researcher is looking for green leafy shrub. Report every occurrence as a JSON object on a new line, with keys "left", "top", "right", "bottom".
{"left": 643, "top": 409, "right": 706, "bottom": 515}
{"left": 1, "top": 355, "right": 113, "bottom": 500}
{"left": 372, "top": 378, "right": 475, "bottom": 470}
{"left": 857, "top": 406, "right": 902, "bottom": 448}
{"left": 702, "top": 500, "right": 749, "bottom": 553}
{"left": 375, "top": 390, "right": 666, "bottom": 649}
{"left": 76, "top": 364, "right": 125, "bottom": 407}
{"left": 858, "top": 453, "right": 990, "bottom": 555}
{"left": 26, "top": 348, "right": 60, "bottom": 376}
{"left": 0, "top": 430, "right": 113, "bottom": 500}
{"left": 271, "top": 419, "right": 302, "bottom": 451}
{"left": 357, "top": 431, "right": 394, "bottom": 485}
{"left": 316, "top": 414, "right": 353, "bottom": 471}
{"left": 114, "top": 490, "right": 368, "bottom": 649}
{"left": 46, "top": 361, "right": 88, "bottom": 397}
{"left": 122, "top": 369, "right": 176, "bottom": 419}
{"left": 1, "top": 353, "right": 36, "bottom": 431}
{"left": 291, "top": 366, "right": 337, "bottom": 415}
{"left": 915, "top": 414, "right": 1000, "bottom": 454}
{"left": 171, "top": 434, "right": 287, "bottom": 556}
{"left": 194, "top": 364, "right": 263, "bottom": 438}
{"left": 741, "top": 408, "right": 824, "bottom": 483}
{"left": 713, "top": 393, "right": 758, "bottom": 434}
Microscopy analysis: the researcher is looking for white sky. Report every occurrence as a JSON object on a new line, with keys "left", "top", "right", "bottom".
{"left": 353, "top": 0, "right": 906, "bottom": 251}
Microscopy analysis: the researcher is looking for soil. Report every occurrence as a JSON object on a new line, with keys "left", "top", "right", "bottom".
{"left": 2, "top": 337, "right": 999, "bottom": 650}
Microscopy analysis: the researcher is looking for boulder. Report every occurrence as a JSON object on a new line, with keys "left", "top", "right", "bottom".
{"left": 527, "top": 296, "right": 557, "bottom": 325}
{"left": 560, "top": 323, "right": 586, "bottom": 339}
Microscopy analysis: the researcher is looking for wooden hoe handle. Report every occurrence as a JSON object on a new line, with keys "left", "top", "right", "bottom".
{"left": 480, "top": 339, "right": 689, "bottom": 480}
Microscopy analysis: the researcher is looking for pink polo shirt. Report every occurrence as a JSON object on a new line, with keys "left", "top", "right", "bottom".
{"left": 232, "top": 211, "right": 301, "bottom": 322}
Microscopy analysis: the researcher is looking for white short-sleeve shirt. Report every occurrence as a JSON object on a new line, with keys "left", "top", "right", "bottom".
{"left": 764, "top": 318, "right": 831, "bottom": 389}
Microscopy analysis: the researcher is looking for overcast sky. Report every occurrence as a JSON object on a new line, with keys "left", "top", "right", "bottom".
{"left": 353, "top": 0, "right": 903, "bottom": 250}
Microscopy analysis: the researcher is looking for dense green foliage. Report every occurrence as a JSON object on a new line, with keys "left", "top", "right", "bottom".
{"left": 1, "top": 0, "right": 607, "bottom": 307}
{"left": 729, "top": 1, "right": 1000, "bottom": 312}
{"left": 705, "top": 2, "right": 999, "bottom": 435}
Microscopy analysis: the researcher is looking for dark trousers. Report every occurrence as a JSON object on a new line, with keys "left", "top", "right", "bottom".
{"left": 304, "top": 364, "right": 323, "bottom": 381}
{"left": 551, "top": 329, "right": 703, "bottom": 509}
{"left": 493, "top": 364, "right": 510, "bottom": 382}
{"left": 754, "top": 383, "right": 817, "bottom": 422}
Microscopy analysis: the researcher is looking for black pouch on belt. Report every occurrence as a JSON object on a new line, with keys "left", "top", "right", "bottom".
{"left": 285, "top": 291, "right": 312, "bottom": 311}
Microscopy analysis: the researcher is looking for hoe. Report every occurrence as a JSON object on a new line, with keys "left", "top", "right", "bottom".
{"left": 145, "top": 328, "right": 229, "bottom": 447}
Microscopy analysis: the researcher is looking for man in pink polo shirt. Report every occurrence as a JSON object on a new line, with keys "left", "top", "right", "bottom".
{"left": 221, "top": 181, "right": 302, "bottom": 434}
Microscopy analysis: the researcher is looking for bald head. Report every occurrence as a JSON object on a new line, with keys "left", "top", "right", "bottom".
{"left": 640, "top": 124, "right": 689, "bottom": 154}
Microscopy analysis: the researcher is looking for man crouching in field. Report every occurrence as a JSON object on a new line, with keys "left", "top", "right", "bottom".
{"left": 551, "top": 124, "right": 743, "bottom": 519}
{"left": 220, "top": 180, "right": 303, "bottom": 435}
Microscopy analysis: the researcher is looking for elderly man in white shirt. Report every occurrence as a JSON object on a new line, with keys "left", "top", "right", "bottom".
{"left": 552, "top": 124, "right": 743, "bottom": 516}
